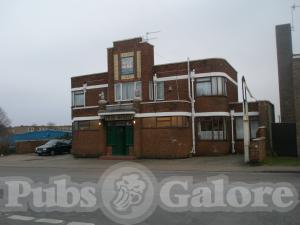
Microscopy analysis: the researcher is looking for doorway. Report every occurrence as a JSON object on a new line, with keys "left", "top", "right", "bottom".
{"left": 106, "top": 122, "right": 133, "bottom": 156}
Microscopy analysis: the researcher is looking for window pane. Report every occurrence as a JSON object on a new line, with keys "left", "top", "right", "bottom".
{"left": 149, "top": 81, "right": 154, "bottom": 100}
{"left": 235, "top": 117, "right": 243, "bottom": 139}
{"left": 121, "top": 56, "right": 134, "bottom": 75}
{"left": 218, "top": 77, "right": 224, "bottom": 95}
{"left": 212, "top": 118, "right": 220, "bottom": 140}
{"left": 198, "top": 118, "right": 213, "bottom": 140}
{"left": 115, "top": 83, "right": 121, "bottom": 101}
{"left": 156, "top": 81, "right": 164, "bottom": 100}
{"left": 196, "top": 82, "right": 211, "bottom": 96}
{"left": 135, "top": 81, "right": 142, "bottom": 98}
{"left": 73, "top": 91, "right": 84, "bottom": 107}
{"left": 250, "top": 117, "right": 259, "bottom": 139}
{"left": 122, "top": 82, "right": 134, "bottom": 100}
{"left": 223, "top": 118, "right": 227, "bottom": 140}
{"left": 212, "top": 77, "right": 218, "bottom": 95}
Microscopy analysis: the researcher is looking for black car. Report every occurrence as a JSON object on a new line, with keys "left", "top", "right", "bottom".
{"left": 35, "top": 139, "right": 72, "bottom": 156}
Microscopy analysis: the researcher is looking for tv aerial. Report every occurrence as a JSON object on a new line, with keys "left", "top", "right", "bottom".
{"left": 291, "top": 1, "right": 300, "bottom": 31}
{"left": 141, "top": 31, "right": 161, "bottom": 43}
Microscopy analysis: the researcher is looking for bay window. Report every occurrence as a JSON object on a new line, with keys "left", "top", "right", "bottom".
{"left": 114, "top": 81, "right": 142, "bottom": 101}
{"left": 196, "top": 77, "right": 227, "bottom": 97}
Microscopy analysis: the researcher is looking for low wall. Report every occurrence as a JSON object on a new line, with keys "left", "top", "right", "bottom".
{"left": 249, "top": 137, "right": 266, "bottom": 162}
{"left": 72, "top": 128, "right": 106, "bottom": 158}
{"left": 195, "top": 141, "right": 231, "bottom": 156}
{"left": 15, "top": 140, "right": 48, "bottom": 154}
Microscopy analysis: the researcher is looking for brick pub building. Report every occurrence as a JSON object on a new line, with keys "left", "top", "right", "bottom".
{"left": 71, "top": 37, "right": 274, "bottom": 158}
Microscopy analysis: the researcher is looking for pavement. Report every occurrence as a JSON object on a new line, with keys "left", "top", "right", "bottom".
{"left": 0, "top": 153, "right": 299, "bottom": 173}
{"left": 0, "top": 153, "right": 299, "bottom": 225}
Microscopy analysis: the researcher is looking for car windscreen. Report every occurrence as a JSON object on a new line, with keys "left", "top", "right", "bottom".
{"left": 44, "top": 140, "right": 59, "bottom": 147}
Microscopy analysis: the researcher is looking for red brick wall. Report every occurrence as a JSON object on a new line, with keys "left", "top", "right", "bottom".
{"left": 195, "top": 96, "right": 229, "bottom": 112}
{"left": 15, "top": 140, "right": 48, "bottom": 154}
{"left": 139, "top": 126, "right": 192, "bottom": 159}
{"left": 72, "top": 126, "right": 106, "bottom": 157}
{"left": 196, "top": 141, "right": 231, "bottom": 156}
{"left": 71, "top": 73, "right": 108, "bottom": 88}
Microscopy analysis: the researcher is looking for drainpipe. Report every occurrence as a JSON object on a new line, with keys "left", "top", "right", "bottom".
{"left": 187, "top": 58, "right": 196, "bottom": 154}
{"left": 153, "top": 74, "right": 157, "bottom": 102}
{"left": 242, "top": 76, "right": 250, "bottom": 163}
{"left": 230, "top": 110, "right": 236, "bottom": 154}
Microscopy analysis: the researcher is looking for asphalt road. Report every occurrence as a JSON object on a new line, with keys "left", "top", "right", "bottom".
{"left": 0, "top": 155, "right": 299, "bottom": 225}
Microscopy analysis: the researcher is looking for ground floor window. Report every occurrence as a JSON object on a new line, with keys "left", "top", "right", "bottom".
{"left": 235, "top": 116, "right": 259, "bottom": 139}
{"left": 142, "top": 116, "right": 189, "bottom": 128}
{"left": 73, "top": 120, "right": 99, "bottom": 131}
{"left": 197, "top": 117, "right": 227, "bottom": 140}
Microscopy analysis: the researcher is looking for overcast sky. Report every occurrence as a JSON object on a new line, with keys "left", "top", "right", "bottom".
{"left": 0, "top": 0, "right": 299, "bottom": 126}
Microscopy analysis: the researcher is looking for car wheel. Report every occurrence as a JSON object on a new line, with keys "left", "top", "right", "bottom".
{"left": 38, "top": 153, "right": 42, "bottom": 156}
{"left": 50, "top": 150, "right": 55, "bottom": 156}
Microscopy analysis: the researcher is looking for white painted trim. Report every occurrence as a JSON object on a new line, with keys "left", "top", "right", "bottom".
{"left": 106, "top": 103, "right": 133, "bottom": 107}
{"left": 234, "top": 112, "right": 259, "bottom": 116}
{"left": 156, "top": 72, "right": 237, "bottom": 86}
{"left": 140, "top": 100, "right": 191, "bottom": 104}
{"left": 194, "top": 112, "right": 230, "bottom": 117}
{"left": 99, "top": 111, "right": 135, "bottom": 116}
{"left": 71, "top": 84, "right": 108, "bottom": 91}
{"left": 75, "top": 111, "right": 235, "bottom": 120}
{"left": 72, "top": 106, "right": 99, "bottom": 110}
{"left": 72, "top": 116, "right": 100, "bottom": 122}
{"left": 135, "top": 112, "right": 191, "bottom": 118}
{"left": 293, "top": 55, "right": 300, "bottom": 59}
{"left": 156, "top": 75, "right": 188, "bottom": 82}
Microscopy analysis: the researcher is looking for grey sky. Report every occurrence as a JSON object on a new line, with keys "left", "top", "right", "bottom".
{"left": 0, "top": 0, "right": 299, "bottom": 126}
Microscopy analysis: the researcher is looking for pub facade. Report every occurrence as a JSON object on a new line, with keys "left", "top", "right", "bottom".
{"left": 71, "top": 37, "right": 274, "bottom": 158}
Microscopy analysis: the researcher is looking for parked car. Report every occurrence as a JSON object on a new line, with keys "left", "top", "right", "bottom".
{"left": 35, "top": 139, "right": 71, "bottom": 156}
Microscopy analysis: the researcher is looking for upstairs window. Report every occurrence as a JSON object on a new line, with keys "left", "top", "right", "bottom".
{"left": 115, "top": 81, "right": 142, "bottom": 101}
{"left": 72, "top": 90, "right": 85, "bottom": 107}
{"left": 121, "top": 56, "right": 134, "bottom": 75}
{"left": 156, "top": 81, "right": 165, "bottom": 100}
{"left": 149, "top": 81, "right": 154, "bottom": 100}
{"left": 196, "top": 77, "right": 227, "bottom": 97}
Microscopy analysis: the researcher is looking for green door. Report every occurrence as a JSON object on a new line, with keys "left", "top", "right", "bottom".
{"left": 113, "top": 126, "right": 126, "bottom": 155}
{"left": 107, "top": 125, "right": 133, "bottom": 156}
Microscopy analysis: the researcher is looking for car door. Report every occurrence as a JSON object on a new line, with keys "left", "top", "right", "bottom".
{"left": 55, "top": 142, "right": 64, "bottom": 154}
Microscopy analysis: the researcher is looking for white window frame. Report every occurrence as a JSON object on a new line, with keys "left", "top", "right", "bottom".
{"left": 149, "top": 80, "right": 154, "bottom": 100}
{"left": 114, "top": 81, "right": 142, "bottom": 102}
{"left": 72, "top": 90, "right": 85, "bottom": 107}
{"left": 155, "top": 81, "right": 165, "bottom": 101}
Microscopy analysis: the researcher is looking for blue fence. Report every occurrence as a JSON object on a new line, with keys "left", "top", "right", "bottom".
{"left": 11, "top": 130, "right": 71, "bottom": 143}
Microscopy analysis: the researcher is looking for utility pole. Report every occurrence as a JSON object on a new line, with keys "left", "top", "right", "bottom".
{"left": 242, "top": 76, "right": 256, "bottom": 163}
